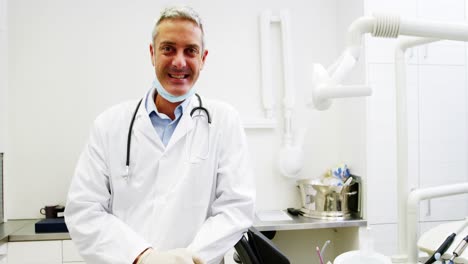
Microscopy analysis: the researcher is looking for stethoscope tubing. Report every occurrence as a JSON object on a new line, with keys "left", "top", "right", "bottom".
{"left": 126, "top": 98, "right": 143, "bottom": 169}
{"left": 125, "top": 93, "right": 210, "bottom": 175}
{"left": 191, "top": 93, "right": 211, "bottom": 124}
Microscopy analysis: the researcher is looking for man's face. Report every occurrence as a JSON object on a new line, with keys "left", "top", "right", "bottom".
{"left": 150, "top": 18, "right": 208, "bottom": 97}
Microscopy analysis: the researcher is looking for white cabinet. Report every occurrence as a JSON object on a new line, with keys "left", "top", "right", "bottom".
{"left": 8, "top": 241, "right": 62, "bottom": 264}
{"left": 7, "top": 240, "right": 85, "bottom": 264}
{"left": 408, "top": 0, "right": 468, "bottom": 223}
{"left": 416, "top": 65, "right": 468, "bottom": 221}
{"left": 62, "top": 240, "right": 84, "bottom": 264}
{"left": 0, "top": 242, "right": 6, "bottom": 264}
{"left": 416, "top": 41, "right": 466, "bottom": 66}
{"left": 369, "top": 223, "right": 398, "bottom": 256}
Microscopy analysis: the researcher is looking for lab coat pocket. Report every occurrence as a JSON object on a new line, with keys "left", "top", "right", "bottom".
{"left": 185, "top": 116, "right": 211, "bottom": 164}
{"left": 110, "top": 172, "right": 145, "bottom": 217}
{"left": 177, "top": 162, "right": 215, "bottom": 210}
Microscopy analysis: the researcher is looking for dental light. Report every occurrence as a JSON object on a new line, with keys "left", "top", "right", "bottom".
{"left": 311, "top": 14, "right": 468, "bottom": 264}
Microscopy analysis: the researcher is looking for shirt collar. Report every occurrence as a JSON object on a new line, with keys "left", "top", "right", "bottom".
{"left": 145, "top": 87, "right": 191, "bottom": 119}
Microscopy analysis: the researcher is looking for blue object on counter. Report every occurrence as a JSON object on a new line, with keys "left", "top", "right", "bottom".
{"left": 332, "top": 164, "right": 351, "bottom": 183}
{"left": 35, "top": 218, "right": 68, "bottom": 233}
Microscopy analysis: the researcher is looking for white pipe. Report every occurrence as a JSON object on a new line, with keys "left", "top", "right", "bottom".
{"left": 280, "top": 10, "right": 295, "bottom": 147}
{"left": 400, "top": 18, "right": 468, "bottom": 41}
{"left": 280, "top": 10, "right": 295, "bottom": 110}
{"left": 311, "top": 14, "right": 468, "bottom": 111}
{"left": 345, "top": 16, "right": 376, "bottom": 59}
{"left": 406, "top": 183, "right": 468, "bottom": 264}
{"left": 312, "top": 15, "right": 468, "bottom": 110}
{"left": 260, "top": 10, "right": 274, "bottom": 119}
{"left": 259, "top": 9, "right": 302, "bottom": 177}
{"left": 329, "top": 14, "right": 400, "bottom": 84}
{"left": 329, "top": 49, "right": 358, "bottom": 84}
{"left": 278, "top": 9, "right": 302, "bottom": 177}
{"left": 319, "top": 85, "right": 371, "bottom": 99}
{"left": 394, "top": 37, "right": 438, "bottom": 262}
{"left": 394, "top": 45, "right": 409, "bottom": 262}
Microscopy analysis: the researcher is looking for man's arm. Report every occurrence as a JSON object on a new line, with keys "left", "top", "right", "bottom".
{"left": 187, "top": 108, "right": 256, "bottom": 264}
{"left": 65, "top": 118, "right": 151, "bottom": 264}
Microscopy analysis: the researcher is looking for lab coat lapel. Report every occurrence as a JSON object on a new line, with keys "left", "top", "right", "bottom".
{"left": 165, "top": 97, "right": 196, "bottom": 150}
{"left": 133, "top": 103, "right": 165, "bottom": 150}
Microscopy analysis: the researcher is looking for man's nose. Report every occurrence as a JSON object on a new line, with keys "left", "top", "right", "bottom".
{"left": 172, "top": 51, "right": 187, "bottom": 68}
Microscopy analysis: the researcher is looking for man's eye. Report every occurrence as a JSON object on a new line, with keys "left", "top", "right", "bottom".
{"left": 186, "top": 48, "right": 199, "bottom": 55}
{"left": 161, "top": 46, "right": 173, "bottom": 53}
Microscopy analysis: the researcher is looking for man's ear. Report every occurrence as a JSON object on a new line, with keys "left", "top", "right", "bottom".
{"left": 200, "top": 49, "right": 208, "bottom": 70}
{"left": 149, "top": 43, "right": 155, "bottom": 66}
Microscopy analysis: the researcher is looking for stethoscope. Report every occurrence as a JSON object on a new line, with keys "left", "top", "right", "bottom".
{"left": 124, "top": 93, "right": 211, "bottom": 178}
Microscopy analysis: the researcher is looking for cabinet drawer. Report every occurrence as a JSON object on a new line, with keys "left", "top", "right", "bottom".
{"left": 8, "top": 241, "right": 62, "bottom": 264}
{"left": 62, "top": 240, "right": 84, "bottom": 262}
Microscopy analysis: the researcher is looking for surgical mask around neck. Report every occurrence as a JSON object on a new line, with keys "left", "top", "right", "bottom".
{"left": 152, "top": 78, "right": 195, "bottom": 103}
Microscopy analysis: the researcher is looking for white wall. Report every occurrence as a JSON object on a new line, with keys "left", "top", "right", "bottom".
{"left": 4, "top": 0, "right": 369, "bottom": 222}
{"left": 335, "top": 0, "right": 367, "bottom": 188}
{"left": 0, "top": 0, "right": 6, "bottom": 153}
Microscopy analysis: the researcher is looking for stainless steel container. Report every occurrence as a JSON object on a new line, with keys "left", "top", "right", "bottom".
{"left": 297, "top": 176, "right": 361, "bottom": 220}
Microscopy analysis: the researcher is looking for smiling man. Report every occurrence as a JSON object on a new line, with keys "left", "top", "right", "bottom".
{"left": 150, "top": 12, "right": 208, "bottom": 120}
{"left": 65, "top": 5, "right": 255, "bottom": 264}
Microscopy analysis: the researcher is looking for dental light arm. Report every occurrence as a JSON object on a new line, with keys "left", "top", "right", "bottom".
{"left": 310, "top": 14, "right": 468, "bottom": 110}
{"left": 312, "top": 13, "right": 468, "bottom": 263}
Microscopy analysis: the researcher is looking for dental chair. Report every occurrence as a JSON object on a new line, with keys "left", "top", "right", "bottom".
{"left": 233, "top": 227, "right": 290, "bottom": 264}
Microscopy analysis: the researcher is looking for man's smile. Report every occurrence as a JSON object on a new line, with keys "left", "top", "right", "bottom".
{"left": 168, "top": 73, "right": 189, "bottom": 79}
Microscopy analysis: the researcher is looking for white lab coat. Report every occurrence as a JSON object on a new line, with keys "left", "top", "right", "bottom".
{"left": 65, "top": 94, "right": 255, "bottom": 264}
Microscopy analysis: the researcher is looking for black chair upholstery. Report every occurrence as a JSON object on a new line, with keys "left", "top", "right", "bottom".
{"left": 234, "top": 227, "right": 290, "bottom": 264}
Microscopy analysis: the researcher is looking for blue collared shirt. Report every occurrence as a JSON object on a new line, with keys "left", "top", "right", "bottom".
{"left": 145, "top": 88, "right": 190, "bottom": 146}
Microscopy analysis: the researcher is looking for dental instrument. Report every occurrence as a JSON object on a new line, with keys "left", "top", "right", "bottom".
{"left": 320, "top": 240, "right": 331, "bottom": 257}
{"left": 342, "top": 176, "right": 353, "bottom": 187}
{"left": 286, "top": 207, "right": 304, "bottom": 216}
{"left": 424, "top": 219, "right": 468, "bottom": 264}
{"left": 446, "top": 235, "right": 468, "bottom": 264}
{"left": 424, "top": 233, "right": 456, "bottom": 264}
{"left": 316, "top": 246, "right": 324, "bottom": 264}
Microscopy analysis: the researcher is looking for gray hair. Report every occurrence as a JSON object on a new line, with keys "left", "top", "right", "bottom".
{"left": 151, "top": 5, "right": 205, "bottom": 51}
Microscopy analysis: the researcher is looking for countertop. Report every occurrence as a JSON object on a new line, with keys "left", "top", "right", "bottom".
{"left": 8, "top": 220, "right": 70, "bottom": 242}
{"left": 0, "top": 220, "right": 59, "bottom": 242}
{"left": 1, "top": 215, "right": 367, "bottom": 242}
{"left": 254, "top": 212, "right": 367, "bottom": 231}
